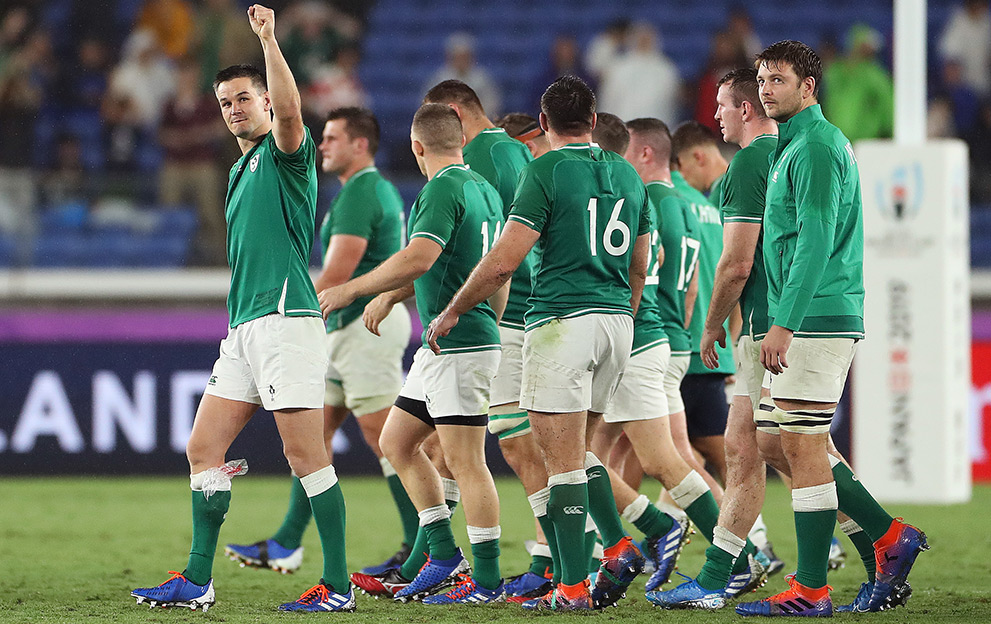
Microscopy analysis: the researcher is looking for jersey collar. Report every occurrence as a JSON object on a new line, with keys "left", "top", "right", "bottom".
{"left": 775, "top": 104, "right": 825, "bottom": 152}
{"left": 344, "top": 166, "right": 377, "bottom": 186}
{"left": 435, "top": 163, "right": 470, "bottom": 178}
{"left": 556, "top": 142, "right": 600, "bottom": 151}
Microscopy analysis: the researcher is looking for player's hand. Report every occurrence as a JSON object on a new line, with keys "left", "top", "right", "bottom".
{"left": 362, "top": 294, "right": 394, "bottom": 336}
{"left": 760, "top": 325, "right": 793, "bottom": 375}
{"left": 700, "top": 325, "right": 726, "bottom": 369}
{"left": 318, "top": 285, "right": 354, "bottom": 319}
{"left": 248, "top": 4, "right": 275, "bottom": 39}
{"left": 425, "top": 309, "right": 460, "bottom": 354}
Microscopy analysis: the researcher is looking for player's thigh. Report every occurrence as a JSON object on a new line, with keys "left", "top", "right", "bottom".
{"left": 588, "top": 314, "right": 634, "bottom": 414}
{"left": 186, "top": 393, "right": 257, "bottom": 469}
{"left": 664, "top": 354, "right": 691, "bottom": 415}
{"left": 328, "top": 308, "right": 410, "bottom": 416}
{"left": 681, "top": 373, "right": 730, "bottom": 439}
{"left": 725, "top": 394, "right": 760, "bottom": 463}
{"left": 379, "top": 403, "right": 436, "bottom": 464}
{"left": 355, "top": 407, "right": 389, "bottom": 457}
{"left": 603, "top": 343, "right": 670, "bottom": 425}
{"left": 490, "top": 326, "right": 524, "bottom": 408}
{"left": 436, "top": 423, "right": 488, "bottom": 472}
{"left": 273, "top": 407, "right": 330, "bottom": 475}
{"left": 734, "top": 335, "right": 765, "bottom": 411}
{"left": 241, "top": 314, "right": 327, "bottom": 412}
{"left": 770, "top": 337, "right": 856, "bottom": 405}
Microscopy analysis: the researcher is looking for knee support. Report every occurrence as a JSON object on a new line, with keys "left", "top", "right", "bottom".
{"left": 487, "top": 410, "right": 531, "bottom": 440}
{"left": 755, "top": 398, "right": 833, "bottom": 435}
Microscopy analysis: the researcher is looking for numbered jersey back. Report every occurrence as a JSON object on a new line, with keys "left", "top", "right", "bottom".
{"left": 508, "top": 143, "right": 650, "bottom": 330}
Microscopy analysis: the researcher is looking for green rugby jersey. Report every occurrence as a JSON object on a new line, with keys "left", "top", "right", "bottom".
{"left": 649, "top": 181, "right": 700, "bottom": 355}
{"left": 717, "top": 134, "right": 776, "bottom": 340}
{"left": 632, "top": 197, "right": 667, "bottom": 357}
{"left": 673, "top": 172, "right": 735, "bottom": 374}
{"left": 408, "top": 164, "right": 503, "bottom": 354}
{"left": 319, "top": 166, "right": 404, "bottom": 331}
{"left": 508, "top": 143, "right": 651, "bottom": 331}
{"left": 463, "top": 127, "right": 534, "bottom": 330}
{"left": 764, "top": 104, "right": 865, "bottom": 338}
{"left": 225, "top": 128, "right": 320, "bottom": 328}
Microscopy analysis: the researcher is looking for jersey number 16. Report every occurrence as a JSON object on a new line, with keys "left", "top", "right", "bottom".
{"left": 586, "top": 198, "right": 631, "bottom": 257}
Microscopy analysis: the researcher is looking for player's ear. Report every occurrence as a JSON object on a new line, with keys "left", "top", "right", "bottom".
{"left": 589, "top": 113, "right": 597, "bottom": 132}
{"left": 263, "top": 91, "right": 271, "bottom": 112}
{"left": 525, "top": 140, "right": 538, "bottom": 158}
{"left": 803, "top": 76, "right": 817, "bottom": 99}
{"left": 448, "top": 103, "right": 461, "bottom": 119}
{"left": 538, "top": 112, "right": 550, "bottom": 133}
{"left": 460, "top": 133, "right": 466, "bottom": 148}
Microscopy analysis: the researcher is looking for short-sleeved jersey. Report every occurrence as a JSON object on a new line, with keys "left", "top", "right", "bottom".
{"left": 764, "top": 104, "right": 865, "bottom": 338}
{"left": 508, "top": 143, "right": 651, "bottom": 331}
{"left": 673, "top": 171, "right": 736, "bottom": 375}
{"left": 717, "top": 134, "right": 776, "bottom": 340}
{"left": 649, "top": 181, "right": 700, "bottom": 355}
{"left": 225, "top": 128, "right": 320, "bottom": 328}
{"left": 462, "top": 127, "right": 534, "bottom": 330}
{"left": 632, "top": 198, "right": 668, "bottom": 356}
{"left": 408, "top": 164, "right": 504, "bottom": 354}
{"left": 319, "top": 166, "right": 404, "bottom": 331}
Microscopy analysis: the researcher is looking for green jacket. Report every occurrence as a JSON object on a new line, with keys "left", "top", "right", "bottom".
{"left": 763, "top": 105, "right": 865, "bottom": 338}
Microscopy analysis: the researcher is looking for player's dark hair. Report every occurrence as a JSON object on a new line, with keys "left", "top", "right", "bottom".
{"left": 412, "top": 103, "right": 464, "bottom": 153}
{"left": 755, "top": 40, "right": 822, "bottom": 98}
{"left": 496, "top": 112, "right": 541, "bottom": 140}
{"left": 671, "top": 121, "right": 718, "bottom": 167}
{"left": 213, "top": 64, "right": 266, "bottom": 93}
{"left": 327, "top": 107, "right": 380, "bottom": 156}
{"left": 625, "top": 118, "right": 672, "bottom": 165}
{"left": 592, "top": 112, "right": 630, "bottom": 154}
{"left": 540, "top": 75, "right": 596, "bottom": 135}
{"left": 423, "top": 79, "right": 485, "bottom": 114}
{"left": 717, "top": 67, "right": 766, "bottom": 118}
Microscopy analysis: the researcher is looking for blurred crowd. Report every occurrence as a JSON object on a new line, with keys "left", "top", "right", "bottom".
{"left": 0, "top": 0, "right": 988, "bottom": 267}
{"left": 0, "top": 0, "right": 369, "bottom": 264}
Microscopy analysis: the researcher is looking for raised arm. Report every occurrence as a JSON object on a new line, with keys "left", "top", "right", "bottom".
{"left": 248, "top": 4, "right": 305, "bottom": 154}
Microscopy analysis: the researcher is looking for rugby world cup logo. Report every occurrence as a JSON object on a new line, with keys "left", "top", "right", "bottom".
{"left": 875, "top": 163, "right": 923, "bottom": 221}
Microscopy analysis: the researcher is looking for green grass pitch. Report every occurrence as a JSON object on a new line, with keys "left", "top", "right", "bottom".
{"left": 1, "top": 476, "right": 988, "bottom": 623}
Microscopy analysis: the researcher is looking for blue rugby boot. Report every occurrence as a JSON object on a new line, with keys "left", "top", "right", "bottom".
{"left": 131, "top": 571, "right": 215, "bottom": 612}
{"left": 278, "top": 581, "right": 356, "bottom": 612}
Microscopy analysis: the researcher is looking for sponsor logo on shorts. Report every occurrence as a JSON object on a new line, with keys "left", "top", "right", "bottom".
{"left": 208, "top": 375, "right": 217, "bottom": 386}
{"left": 563, "top": 506, "right": 584, "bottom": 515}
{"left": 587, "top": 471, "right": 601, "bottom": 480}
{"left": 269, "top": 384, "right": 276, "bottom": 398}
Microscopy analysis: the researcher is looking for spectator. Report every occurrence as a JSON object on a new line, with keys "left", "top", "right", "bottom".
{"left": 426, "top": 32, "right": 502, "bottom": 116}
{"left": 694, "top": 31, "right": 749, "bottom": 133}
{"left": 585, "top": 18, "right": 630, "bottom": 84}
{"left": 939, "top": 0, "right": 991, "bottom": 96}
{"left": 724, "top": 6, "right": 762, "bottom": 59}
{"left": 55, "top": 36, "right": 109, "bottom": 114}
{"left": 158, "top": 58, "right": 226, "bottom": 265}
{"left": 136, "top": 0, "right": 196, "bottom": 61}
{"left": 598, "top": 22, "right": 680, "bottom": 123}
{"left": 0, "top": 6, "right": 31, "bottom": 74}
{"left": 966, "top": 101, "right": 991, "bottom": 201}
{"left": 939, "top": 58, "right": 980, "bottom": 135}
{"left": 196, "top": 0, "right": 260, "bottom": 93}
{"left": 927, "top": 96, "right": 956, "bottom": 138}
{"left": 40, "top": 134, "right": 92, "bottom": 213}
{"left": 823, "top": 23, "right": 894, "bottom": 144}
{"left": 101, "top": 29, "right": 176, "bottom": 170}
{"left": 532, "top": 34, "right": 594, "bottom": 106}
{"left": 305, "top": 43, "right": 369, "bottom": 121}
{"left": 279, "top": 1, "right": 356, "bottom": 89}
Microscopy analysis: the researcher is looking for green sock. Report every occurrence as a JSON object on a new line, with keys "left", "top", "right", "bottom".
{"left": 536, "top": 514, "right": 560, "bottom": 584}
{"left": 400, "top": 498, "right": 458, "bottom": 579}
{"left": 271, "top": 476, "right": 310, "bottom": 550}
{"left": 548, "top": 478, "right": 589, "bottom": 585}
{"left": 386, "top": 473, "right": 419, "bottom": 548}
{"left": 684, "top": 491, "right": 720, "bottom": 543}
{"left": 842, "top": 523, "right": 878, "bottom": 582}
{"left": 184, "top": 489, "right": 230, "bottom": 586}
{"left": 584, "top": 530, "right": 599, "bottom": 574}
{"left": 529, "top": 552, "right": 554, "bottom": 578}
{"left": 308, "top": 482, "right": 349, "bottom": 593}
{"left": 584, "top": 461, "right": 627, "bottom": 549}
{"left": 730, "top": 539, "right": 759, "bottom": 574}
{"left": 696, "top": 543, "right": 737, "bottom": 590}
{"left": 470, "top": 536, "right": 501, "bottom": 590}
{"left": 424, "top": 518, "right": 458, "bottom": 560}
{"left": 794, "top": 509, "right": 837, "bottom": 588}
{"left": 632, "top": 502, "right": 675, "bottom": 538}
{"left": 832, "top": 461, "right": 893, "bottom": 540}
